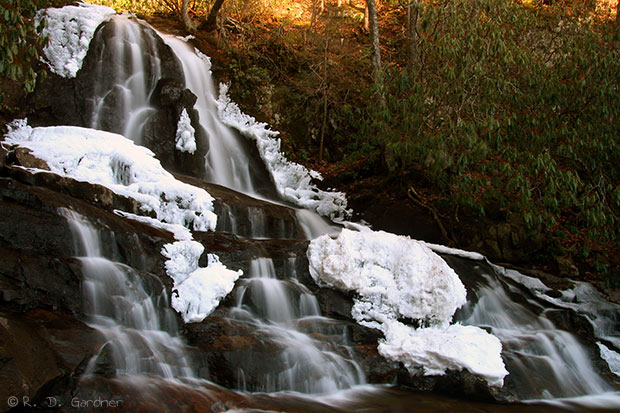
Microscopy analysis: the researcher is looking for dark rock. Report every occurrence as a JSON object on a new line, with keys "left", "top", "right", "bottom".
{"left": 184, "top": 316, "right": 285, "bottom": 389}
{"left": 179, "top": 176, "right": 305, "bottom": 240}
{"left": 14, "top": 148, "right": 50, "bottom": 171}
{"left": 143, "top": 78, "right": 207, "bottom": 177}
{"left": 352, "top": 196, "right": 446, "bottom": 245}
{"left": 471, "top": 215, "right": 543, "bottom": 263}
{"left": 0, "top": 309, "right": 102, "bottom": 410}
{"left": 74, "top": 18, "right": 185, "bottom": 133}
{"left": 556, "top": 255, "right": 579, "bottom": 278}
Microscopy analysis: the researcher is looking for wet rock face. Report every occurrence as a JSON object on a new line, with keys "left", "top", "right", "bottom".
{"left": 75, "top": 18, "right": 185, "bottom": 132}
{"left": 28, "top": 18, "right": 191, "bottom": 159}
{"left": 179, "top": 176, "right": 305, "bottom": 240}
{"left": 143, "top": 78, "right": 208, "bottom": 178}
{"left": 0, "top": 165, "right": 178, "bottom": 407}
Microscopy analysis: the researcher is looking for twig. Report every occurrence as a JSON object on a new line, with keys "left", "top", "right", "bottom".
{"left": 408, "top": 185, "right": 454, "bottom": 245}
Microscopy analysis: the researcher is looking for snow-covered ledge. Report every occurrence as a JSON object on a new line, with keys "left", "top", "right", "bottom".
{"left": 307, "top": 228, "right": 508, "bottom": 387}
{"left": 36, "top": 2, "right": 116, "bottom": 78}
{"left": 4, "top": 120, "right": 241, "bottom": 323}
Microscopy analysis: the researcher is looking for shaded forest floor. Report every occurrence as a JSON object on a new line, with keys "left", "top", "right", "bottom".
{"left": 2, "top": 0, "right": 619, "bottom": 300}
{"left": 142, "top": 0, "right": 620, "bottom": 299}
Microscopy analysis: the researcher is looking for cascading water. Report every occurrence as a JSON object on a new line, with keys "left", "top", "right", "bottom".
{"left": 159, "top": 34, "right": 260, "bottom": 195}
{"left": 64, "top": 210, "right": 194, "bottom": 379}
{"left": 49, "top": 9, "right": 620, "bottom": 408}
{"left": 84, "top": 14, "right": 339, "bottom": 240}
{"left": 448, "top": 256, "right": 620, "bottom": 406}
{"left": 88, "top": 16, "right": 162, "bottom": 144}
{"left": 230, "top": 257, "right": 365, "bottom": 393}
{"left": 76, "top": 15, "right": 362, "bottom": 394}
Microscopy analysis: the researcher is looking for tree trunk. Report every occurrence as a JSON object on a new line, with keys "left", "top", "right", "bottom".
{"left": 406, "top": 0, "right": 419, "bottom": 75}
{"left": 363, "top": 2, "right": 369, "bottom": 32}
{"left": 617, "top": 0, "right": 620, "bottom": 26}
{"left": 202, "top": 0, "right": 226, "bottom": 32}
{"left": 319, "top": 13, "right": 331, "bottom": 162}
{"left": 366, "top": 0, "right": 384, "bottom": 104}
{"left": 181, "top": 0, "right": 197, "bottom": 32}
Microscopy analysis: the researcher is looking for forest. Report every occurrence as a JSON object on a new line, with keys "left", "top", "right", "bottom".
{"left": 3, "top": 1, "right": 620, "bottom": 410}
{"left": 2, "top": 0, "right": 620, "bottom": 290}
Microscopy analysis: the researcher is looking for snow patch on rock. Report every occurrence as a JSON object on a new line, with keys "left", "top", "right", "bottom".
{"left": 36, "top": 2, "right": 116, "bottom": 78}
{"left": 5, "top": 120, "right": 240, "bottom": 322}
{"left": 307, "top": 229, "right": 508, "bottom": 387}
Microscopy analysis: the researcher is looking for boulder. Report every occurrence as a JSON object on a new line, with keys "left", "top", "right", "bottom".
{"left": 0, "top": 310, "right": 102, "bottom": 411}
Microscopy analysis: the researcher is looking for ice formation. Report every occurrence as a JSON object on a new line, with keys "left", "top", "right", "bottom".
{"left": 4, "top": 120, "right": 240, "bottom": 322}
{"left": 216, "top": 83, "right": 351, "bottom": 221}
{"left": 307, "top": 228, "right": 508, "bottom": 387}
{"left": 35, "top": 2, "right": 116, "bottom": 78}
{"left": 175, "top": 109, "right": 197, "bottom": 154}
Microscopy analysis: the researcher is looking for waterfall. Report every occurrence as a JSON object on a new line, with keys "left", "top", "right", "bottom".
{"left": 45, "top": 11, "right": 620, "bottom": 406}
{"left": 64, "top": 210, "right": 194, "bottom": 379}
{"left": 230, "top": 257, "right": 365, "bottom": 393}
{"left": 159, "top": 34, "right": 258, "bottom": 195}
{"left": 449, "top": 256, "right": 620, "bottom": 406}
{"left": 88, "top": 16, "right": 162, "bottom": 144}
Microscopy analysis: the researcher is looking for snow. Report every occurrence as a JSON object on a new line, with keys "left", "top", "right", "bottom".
{"left": 216, "top": 83, "right": 351, "bottom": 221}
{"left": 175, "top": 109, "right": 197, "bottom": 154}
{"left": 307, "top": 228, "right": 507, "bottom": 387}
{"left": 162, "top": 241, "right": 242, "bottom": 323}
{"left": 379, "top": 321, "right": 507, "bottom": 387}
{"left": 307, "top": 229, "right": 467, "bottom": 324}
{"left": 4, "top": 122, "right": 216, "bottom": 231}
{"left": 493, "top": 264, "right": 552, "bottom": 294}
{"left": 194, "top": 48, "right": 211, "bottom": 67}
{"left": 35, "top": 2, "right": 116, "bottom": 78}
{"left": 114, "top": 210, "right": 193, "bottom": 241}
{"left": 597, "top": 342, "right": 620, "bottom": 377}
{"left": 5, "top": 120, "right": 241, "bottom": 323}
{"left": 420, "top": 241, "right": 485, "bottom": 261}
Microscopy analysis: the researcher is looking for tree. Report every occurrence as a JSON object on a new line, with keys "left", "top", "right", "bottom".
{"left": 166, "top": 0, "right": 226, "bottom": 33}
{"left": 366, "top": 0, "right": 384, "bottom": 103}
{"left": 180, "top": 0, "right": 197, "bottom": 32}
{"left": 200, "top": 0, "right": 226, "bottom": 32}
{"left": 0, "top": 0, "right": 47, "bottom": 103}
{"left": 405, "top": 0, "right": 419, "bottom": 74}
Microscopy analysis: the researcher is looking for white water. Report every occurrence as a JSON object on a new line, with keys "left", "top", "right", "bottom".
{"left": 160, "top": 35, "right": 259, "bottom": 195}
{"left": 64, "top": 210, "right": 194, "bottom": 378}
{"left": 71, "top": 14, "right": 620, "bottom": 404}
{"left": 452, "top": 259, "right": 620, "bottom": 406}
{"left": 231, "top": 257, "right": 365, "bottom": 393}
{"left": 89, "top": 16, "right": 161, "bottom": 144}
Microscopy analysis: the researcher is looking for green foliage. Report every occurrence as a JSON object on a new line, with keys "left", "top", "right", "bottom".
{"left": 0, "top": 0, "right": 49, "bottom": 98}
{"left": 360, "top": 0, "right": 620, "bottom": 278}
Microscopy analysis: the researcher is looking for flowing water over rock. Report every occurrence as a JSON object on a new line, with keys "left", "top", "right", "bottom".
{"left": 2, "top": 8, "right": 620, "bottom": 412}
{"left": 230, "top": 257, "right": 365, "bottom": 393}
{"left": 65, "top": 210, "right": 194, "bottom": 379}
{"left": 448, "top": 256, "right": 620, "bottom": 407}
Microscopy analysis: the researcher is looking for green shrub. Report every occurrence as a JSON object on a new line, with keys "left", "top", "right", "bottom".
{"left": 362, "top": 0, "right": 620, "bottom": 278}
{"left": 0, "top": 0, "right": 49, "bottom": 98}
